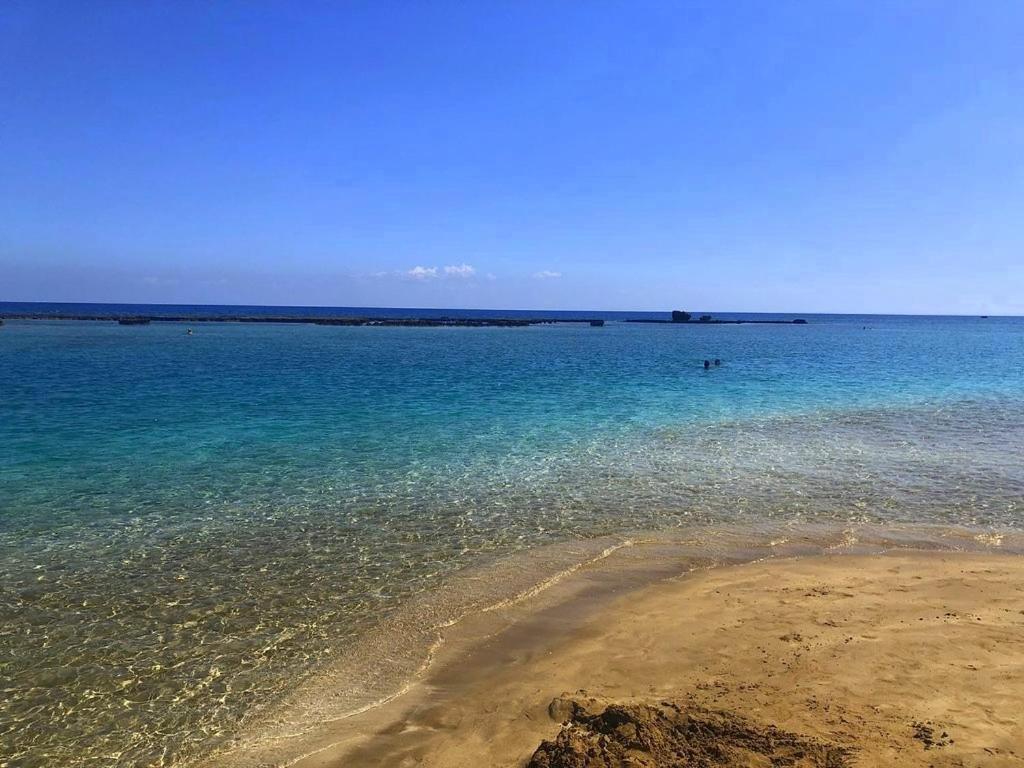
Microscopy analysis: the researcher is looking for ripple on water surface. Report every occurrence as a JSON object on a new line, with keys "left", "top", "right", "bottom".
{"left": 2, "top": 318, "right": 1024, "bottom": 767}
{"left": 2, "top": 398, "right": 1024, "bottom": 767}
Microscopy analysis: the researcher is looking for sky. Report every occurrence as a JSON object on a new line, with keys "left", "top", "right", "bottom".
{"left": 2, "top": 1, "right": 1023, "bottom": 313}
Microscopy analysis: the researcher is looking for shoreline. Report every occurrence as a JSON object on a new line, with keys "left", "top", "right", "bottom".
{"left": 202, "top": 524, "right": 1024, "bottom": 768}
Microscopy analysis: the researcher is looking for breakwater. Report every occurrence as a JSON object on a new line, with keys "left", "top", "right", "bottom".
{"left": 0, "top": 313, "right": 605, "bottom": 327}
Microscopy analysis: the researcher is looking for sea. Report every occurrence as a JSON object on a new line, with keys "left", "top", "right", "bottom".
{"left": 2, "top": 303, "right": 1023, "bottom": 767}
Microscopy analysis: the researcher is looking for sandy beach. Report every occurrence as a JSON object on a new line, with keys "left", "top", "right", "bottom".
{"left": 266, "top": 546, "right": 1024, "bottom": 768}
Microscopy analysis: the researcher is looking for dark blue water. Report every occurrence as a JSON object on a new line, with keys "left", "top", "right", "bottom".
{"left": 2, "top": 305, "right": 1023, "bottom": 767}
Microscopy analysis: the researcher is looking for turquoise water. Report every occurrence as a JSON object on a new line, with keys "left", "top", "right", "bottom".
{"left": 2, "top": 311, "right": 1024, "bottom": 766}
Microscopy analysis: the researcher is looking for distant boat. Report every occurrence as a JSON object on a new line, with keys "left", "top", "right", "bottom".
{"left": 981, "top": 315, "right": 989, "bottom": 319}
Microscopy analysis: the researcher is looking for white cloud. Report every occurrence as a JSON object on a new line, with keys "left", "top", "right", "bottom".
{"left": 371, "top": 264, "right": 480, "bottom": 282}
{"left": 443, "top": 263, "right": 476, "bottom": 278}
{"left": 532, "top": 270, "right": 562, "bottom": 279}
{"left": 407, "top": 266, "right": 439, "bottom": 280}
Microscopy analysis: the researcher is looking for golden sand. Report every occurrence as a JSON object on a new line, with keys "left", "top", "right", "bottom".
{"left": 278, "top": 550, "right": 1024, "bottom": 767}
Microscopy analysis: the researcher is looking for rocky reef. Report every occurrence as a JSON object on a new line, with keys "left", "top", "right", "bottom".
{"left": 3, "top": 313, "right": 603, "bottom": 328}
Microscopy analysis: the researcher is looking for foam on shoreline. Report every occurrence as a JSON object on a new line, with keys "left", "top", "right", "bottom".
{"left": 202, "top": 522, "right": 1024, "bottom": 768}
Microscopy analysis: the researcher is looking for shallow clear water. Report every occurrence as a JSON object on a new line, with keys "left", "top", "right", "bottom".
{"left": 1, "top": 309, "right": 1023, "bottom": 766}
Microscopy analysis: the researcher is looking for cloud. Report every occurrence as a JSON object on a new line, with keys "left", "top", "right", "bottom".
{"left": 407, "top": 265, "right": 439, "bottom": 280}
{"left": 443, "top": 263, "right": 476, "bottom": 278}
{"left": 532, "top": 270, "right": 562, "bottom": 279}
{"left": 403, "top": 264, "right": 478, "bottom": 281}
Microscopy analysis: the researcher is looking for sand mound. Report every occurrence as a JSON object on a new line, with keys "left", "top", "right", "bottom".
{"left": 527, "top": 698, "right": 852, "bottom": 768}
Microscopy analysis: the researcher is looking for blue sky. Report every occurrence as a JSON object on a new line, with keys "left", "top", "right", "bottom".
{"left": 2, "top": 1, "right": 1022, "bottom": 313}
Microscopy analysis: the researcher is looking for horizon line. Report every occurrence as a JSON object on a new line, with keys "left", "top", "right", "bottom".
{"left": 0, "top": 299, "right": 1011, "bottom": 319}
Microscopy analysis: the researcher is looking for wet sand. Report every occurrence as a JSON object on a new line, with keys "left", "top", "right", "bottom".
{"left": 279, "top": 547, "right": 1024, "bottom": 768}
